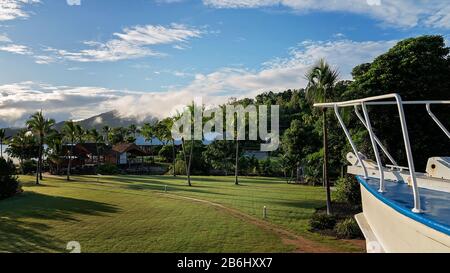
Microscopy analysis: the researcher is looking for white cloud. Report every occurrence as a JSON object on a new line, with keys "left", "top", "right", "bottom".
{"left": 67, "top": 0, "right": 80, "bottom": 6}
{"left": 0, "top": 33, "right": 11, "bottom": 42}
{"left": 0, "top": 43, "right": 32, "bottom": 55}
{"left": 0, "top": 34, "right": 33, "bottom": 55}
{"left": 45, "top": 23, "right": 203, "bottom": 62}
{"left": 0, "top": 0, "right": 39, "bottom": 21}
{"left": 202, "top": 0, "right": 450, "bottom": 28}
{"left": 0, "top": 39, "right": 396, "bottom": 127}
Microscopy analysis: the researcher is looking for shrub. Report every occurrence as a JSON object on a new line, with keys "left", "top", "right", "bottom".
{"left": 309, "top": 212, "right": 337, "bottom": 230}
{"left": 0, "top": 158, "right": 21, "bottom": 200}
{"left": 334, "top": 217, "right": 363, "bottom": 239}
{"left": 158, "top": 145, "right": 174, "bottom": 163}
{"left": 335, "top": 176, "right": 361, "bottom": 206}
{"left": 96, "top": 163, "right": 119, "bottom": 175}
{"left": 20, "top": 160, "right": 36, "bottom": 175}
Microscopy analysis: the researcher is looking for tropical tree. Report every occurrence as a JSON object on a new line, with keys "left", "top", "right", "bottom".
{"left": 109, "top": 127, "right": 127, "bottom": 145}
{"left": 305, "top": 58, "right": 339, "bottom": 215}
{"left": 46, "top": 131, "right": 63, "bottom": 175}
{"left": 62, "top": 120, "right": 77, "bottom": 181}
{"left": 155, "top": 118, "right": 176, "bottom": 176}
{"left": 141, "top": 122, "right": 155, "bottom": 158}
{"left": 128, "top": 124, "right": 139, "bottom": 138}
{"left": 74, "top": 124, "right": 86, "bottom": 144}
{"left": 102, "top": 125, "right": 110, "bottom": 145}
{"left": 5, "top": 129, "right": 39, "bottom": 170}
{"left": 89, "top": 129, "right": 103, "bottom": 167}
{"left": 0, "top": 128, "right": 5, "bottom": 158}
{"left": 26, "top": 111, "right": 55, "bottom": 184}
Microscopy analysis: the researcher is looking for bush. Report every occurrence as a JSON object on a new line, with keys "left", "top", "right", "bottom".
{"left": 158, "top": 145, "right": 174, "bottom": 163}
{"left": 335, "top": 176, "right": 361, "bottom": 206}
{"left": 0, "top": 158, "right": 21, "bottom": 200}
{"left": 309, "top": 212, "right": 337, "bottom": 230}
{"left": 334, "top": 217, "right": 363, "bottom": 239}
{"left": 96, "top": 163, "right": 119, "bottom": 175}
{"left": 20, "top": 160, "right": 36, "bottom": 175}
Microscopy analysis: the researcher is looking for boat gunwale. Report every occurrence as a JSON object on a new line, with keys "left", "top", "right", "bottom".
{"left": 356, "top": 176, "right": 450, "bottom": 236}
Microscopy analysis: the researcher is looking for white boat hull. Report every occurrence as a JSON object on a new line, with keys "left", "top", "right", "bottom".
{"left": 358, "top": 184, "right": 450, "bottom": 253}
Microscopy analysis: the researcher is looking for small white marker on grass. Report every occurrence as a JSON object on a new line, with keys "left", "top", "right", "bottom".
{"left": 263, "top": 206, "right": 267, "bottom": 219}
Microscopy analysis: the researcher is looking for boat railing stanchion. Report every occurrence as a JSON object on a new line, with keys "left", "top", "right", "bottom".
{"left": 394, "top": 94, "right": 422, "bottom": 213}
{"left": 361, "top": 102, "right": 385, "bottom": 193}
{"left": 426, "top": 103, "right": 450, "bottom": 139}
{"left": 354, "top": 105, "right": 398, "bottom": 166}
{"left": 333, "top": 104, "right": 368, "bottom": 179}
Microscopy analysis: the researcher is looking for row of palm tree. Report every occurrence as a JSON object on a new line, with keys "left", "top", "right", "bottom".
{"left": 2, "top": 59, "right": 337, "bottom": 212}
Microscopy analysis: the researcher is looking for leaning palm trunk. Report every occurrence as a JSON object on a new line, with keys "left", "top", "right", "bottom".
{"left": 235, "top": 140, "right": 239, "bottom": 185}
{"left": 181, "top": 138, "right": 190, "bottom": 186}
{"left": 171, "top": 139, "right": 176, "bottom": 177}
{"left": 67, "top": 141, "right": 74, "bottom": 181}
{"left": 35, "top": 144, "right": 41, "bottom": 185}
{"left": 39, "top": 134, "right": 44, "bottom": 181}
{"left": 323, "top": 109, "right": 332, "bottom": 215}
{"left": 187, "top": 139, "right": 194, "bottom": 187}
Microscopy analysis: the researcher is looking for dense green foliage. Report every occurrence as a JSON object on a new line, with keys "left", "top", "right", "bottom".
{"left": 96, "top": 163, "right": 120, "bottom": 175}
{"left": 309, "top": 213, "right": 337, "bottom": 230}
{"left": 334, "top": 218, "right": 363, "bottom": 239}
{"left": 335, "top": 176, "right": 362, "bottom": 206}
{"left": 0, "top": 158, "right": 21, "bottom": 200}
{"left": 346, "top": 35, "right": 450, "bottom": 170}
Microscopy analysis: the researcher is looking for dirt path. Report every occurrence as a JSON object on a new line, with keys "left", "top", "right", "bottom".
{"left": 159, "top": 193, "right": 359, "bottom": 253}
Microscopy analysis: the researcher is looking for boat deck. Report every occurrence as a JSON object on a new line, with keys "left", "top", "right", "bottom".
{"left": 357, "top": 176, "right": 450, "bottom": 236}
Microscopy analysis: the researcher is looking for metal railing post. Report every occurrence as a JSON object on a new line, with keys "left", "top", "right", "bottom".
{"left": 354, "top": 105, "right": 398, "bottom": 166}
{"left": 393, "top": 94, "right": 421, "bottom": 213}
{"left": 361, "top": 103, "right": 385, "bottom": 193}
{"left": 334, "top": 104, "right": 368, "bottom": 178}
{"left": 426, "top": 104, "right": 450, "bottom": 139}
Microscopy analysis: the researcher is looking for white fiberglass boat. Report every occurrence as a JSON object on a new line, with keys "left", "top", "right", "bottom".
{"left": 315, "top": 94, "right": 450, "bottom": 253}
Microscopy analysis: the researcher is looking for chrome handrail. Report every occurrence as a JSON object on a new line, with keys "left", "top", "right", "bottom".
{"left": 314, "top": 93, "right": 450, "bottom": 213}
{"left": 354, "top": 105, "right": 398, "bottom": 166}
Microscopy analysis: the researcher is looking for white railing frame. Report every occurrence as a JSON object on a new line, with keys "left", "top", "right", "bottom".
{"left": 333, "top": 105, "right": 368, "bottom": 179}
{"left": 426, "top": 104, "right": 450, "bottom": 139}
{"left": 354, "top": 105, "right": 398, "bottom": 166}
{"left": 361, "top": 102, "right": 386, "bottom": 193}
{"left": 314, "top": 93, "right": 450, "bottom": 213}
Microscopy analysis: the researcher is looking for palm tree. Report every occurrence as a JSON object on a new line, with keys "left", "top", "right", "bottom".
{"left": 62, "top": 120, "right": 77, "bottom": 181}
{"left": 102, "top": 125, "right": 110, "bottom": 145}
{"left": 89, "top": 129, "right": 103, "bottom": 167}
{"left": 305, "top": 58, "right": 339, "bottom": 215}
{"left": 0, "top": 128, "right": 6, "bottom": 158}
{"left": 128, "top": 124, "right": 139, "bottom": 138}
{"left": 26, "top": 111, "right": 55, "bottom": 184}
{"left": 74, "top": 124, "right": 85, "bottom": 144}
{"left": 46, "top": 131, "right": 63, "bottom": 175}
{"left": 155, "top": 118, "right": 176, "bottom": 176}
{"left": 141, "top": 122, "right": 155, "bottom": 158}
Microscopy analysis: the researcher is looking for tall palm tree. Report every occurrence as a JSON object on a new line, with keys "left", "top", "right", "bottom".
{"left": 62, "top": 120, "right": 77, "bottom": 181}
{"left": 74, "top": 124, "right": 85, "bottom": 144}
{"left": 89, "top": 129, "right": 103, "bottom": 167}
{"left": 305, "top": 58, "right": 339, "bottom": 215}
{"left": 0, "top": 128, "right": 5, "bottom": 158}
{"left": 128, "top": 124, "right": 139, "bottom": 139}
{"left": 26, "top": 111, "right": 55, "bottom": 184}
{"left": 141, "top": 122, "right": 155, "bottom": 159}
{"left": 155, "top": 118, "right": 176, "bottom": 176}
{"left": 102, "top": 125, "right": 110, "bottom": 145}
{"left": 46, "top": 131, "right": 63, "bottom": 175}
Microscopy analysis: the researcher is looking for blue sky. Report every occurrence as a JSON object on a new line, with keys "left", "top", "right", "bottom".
{"left": 0, "top": 0, "right": 449, "bottom": 127}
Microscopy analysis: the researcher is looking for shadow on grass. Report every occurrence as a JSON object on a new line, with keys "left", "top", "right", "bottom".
{"left": 0, "top": 192, "right": 119, "bottom": 253}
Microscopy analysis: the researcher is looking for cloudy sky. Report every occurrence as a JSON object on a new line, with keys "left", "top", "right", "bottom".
{"left": 0, "top": 0, "right": 449, "bottom": 127}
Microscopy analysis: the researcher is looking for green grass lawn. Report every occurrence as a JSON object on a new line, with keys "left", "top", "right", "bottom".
{"left": 0, "top": 175, "right": 363, "bottom": 253}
